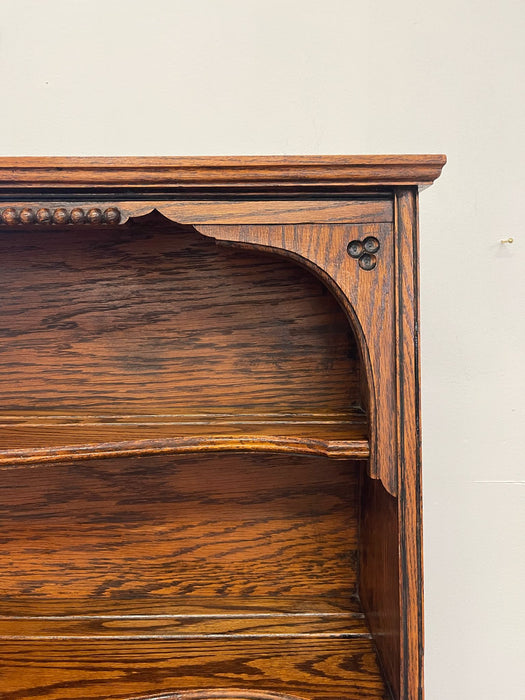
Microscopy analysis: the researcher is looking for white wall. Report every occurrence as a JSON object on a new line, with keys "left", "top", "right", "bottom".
{"left": 1, "top": 1, "right": 524, "bottom": 697}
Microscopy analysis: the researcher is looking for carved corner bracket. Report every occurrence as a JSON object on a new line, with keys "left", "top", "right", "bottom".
{"left": 191, "top": 222, "right": 398, "bottom": 498}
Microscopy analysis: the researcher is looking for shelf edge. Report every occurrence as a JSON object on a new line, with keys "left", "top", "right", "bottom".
{"left": 0, "top": 435, "right": 370, "bottom": 467}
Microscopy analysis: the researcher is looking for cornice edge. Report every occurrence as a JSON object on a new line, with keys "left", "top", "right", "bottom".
{"left": 0, "top": 155, "right": 446, "bottom": 190}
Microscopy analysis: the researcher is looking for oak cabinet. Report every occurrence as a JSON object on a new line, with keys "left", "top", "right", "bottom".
{"left": 0, "top": 156, "right": 445, "bottom": 699}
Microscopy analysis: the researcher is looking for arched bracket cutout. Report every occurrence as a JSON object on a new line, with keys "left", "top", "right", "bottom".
{"left": 131, "top": 690, "right": 307, "bottom": 700}
{"left": 186, "top": 221, "right": 397, "bottom": 497}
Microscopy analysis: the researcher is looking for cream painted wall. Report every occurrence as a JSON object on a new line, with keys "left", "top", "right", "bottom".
{"left": 1, "top": 1, "right": 524, "bottom": 697}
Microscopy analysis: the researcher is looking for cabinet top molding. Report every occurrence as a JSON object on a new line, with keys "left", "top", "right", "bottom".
{"left": 0, "top": 155, "right": 446, "bottom": 190}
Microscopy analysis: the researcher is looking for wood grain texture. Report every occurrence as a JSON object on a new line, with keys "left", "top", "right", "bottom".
{"left": 0, "top": 157, "right": 445, "bottom": 699}
{"left": 128, "top": 691, "right": 312, "bottom": 700}
{"left": 0, "top": 454, "right": 360, "bottom": 599}
{"left": 394, "top": 189, "right": 424, "bottom": 700}
{"left": 0, "top": 199, "right": 393, "bottom": 225}
{"left": 0, "top": 221, "right": 358, "bottom": 414}
{"left": 193, "top": 223, "right": 397, "bottom": 495}
{"left": 0, "top": 595, "right": 361, "bottom": 618}
{"left": 0, "top": 453, "right": 379, "bottom": 698}
{"left": 0, "top": 220, "right": 366, "bottom": 466}
{"left": 360, "top": 475, "right": 400, "bottom": 699}
{"left": 0, "top": 155, "right": 446, "bottom": 189}
{"left": 0, "top": 416, "right": 369, "bottom": 466}
{"left": 0, "top": 612, "right": 369, "bottom": 640}
{"left": 129, "top": 691, "right": 315, "bottom": 700}
{"left": 0, "top": 637, "right": 389, "bottom": 700}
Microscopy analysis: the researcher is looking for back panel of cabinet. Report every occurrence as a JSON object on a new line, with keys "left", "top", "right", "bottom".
{"left": 0, "top": 453, "right": 359, "bottom": 602}
{"left": 0, "top": 217, "right": 360, "bottom": 419}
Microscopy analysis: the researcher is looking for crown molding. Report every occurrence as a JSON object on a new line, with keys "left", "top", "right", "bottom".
{"left": 0, "top": 155, "right": 446, "bottom": 192}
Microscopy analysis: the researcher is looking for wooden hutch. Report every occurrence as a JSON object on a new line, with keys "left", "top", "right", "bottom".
{"left": 0, "top": 156, "right": 445, "bottom": 699}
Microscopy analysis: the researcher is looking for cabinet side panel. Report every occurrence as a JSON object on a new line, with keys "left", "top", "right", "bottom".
{"left": 360, "top": 187, "right": 423, "bottom": 700}
{"left": 395, "top": 188, "right": 424, "bottom": 699}
{"left": 360, "top": 473, "right": 400, "bottom": 699}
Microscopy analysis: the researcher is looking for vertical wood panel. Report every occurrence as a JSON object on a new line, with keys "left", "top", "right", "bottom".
{"left": 360, "top": 473, "right": 400, "bottom": 699}
{"left": 395, "top": 188, "right": 424, "bottom": 700}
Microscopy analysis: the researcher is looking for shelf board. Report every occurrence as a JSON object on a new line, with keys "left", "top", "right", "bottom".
{"left": 0, "top": 638, "right": 389, "bottom": 700}
{"left": 0, "top": 595, "right": 362, "bottom": 618}
{"left": 0, "top": 596, "right": 389, "bottom": 699}
{"left": 0, "top": 596, "right": 368, "bottom": 641}
{"left": 0, "top": 412, "right": 369, "bottom": 466}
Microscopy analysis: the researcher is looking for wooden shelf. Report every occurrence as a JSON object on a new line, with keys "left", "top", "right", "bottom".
{"left": 0, "top": 638, "right": 389, "bottom": 700}
{"left": 0, "top": 595, "right": 368, "bottom": 639}
{"left": 0, "top": 412, "right": 369, "bottom": 466}
{"left": 0, "top": 455, "right": 388, "bottom": 698}
{"left": 0, "top": 596, "right": 389, "bottom": 699}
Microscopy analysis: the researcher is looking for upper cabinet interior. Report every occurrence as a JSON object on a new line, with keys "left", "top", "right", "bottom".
{"left": 0, "top": 156, "right": 445, "bottom": 700}
{"left": 0, "top": 212, "right": 369, "bottom": 462}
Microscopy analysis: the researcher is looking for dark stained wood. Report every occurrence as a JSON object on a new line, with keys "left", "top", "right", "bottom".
{"left": 360, "top": 474, "right": 400, "bottom": 699}
{"left": 0, "top": 154, "right": 446, "bottom": 189}
{"left": 0, "top": 204, "right": 121, "bottom": 225}
{"left": 0, "top": 454, "right": 360, "bottom": 599}
{"left": 394, "top": 189, "right": 425, "bottom": 700}
{"left": 193, "top": 223, "right": 397, "bottom": 495}
{"left": 0, "top": 638, "right": 389, "bottom": 700}
{"left": 0, "top": 156, "right": 445, "bottom": 700}
{"left": 0, "top": 220, "right": 366, "bottom": 466}
{"left": 0, "top": 430, "right": 370, "bottom": 469}
{"left": 0, "top": 611, "right": 369, "bottom": 640}
{"left": 0, "top": 453, "right": 382, "bottom": 698}
{"left": 0, "top": 419, "right": 370, "bottom": 466}
{"left": 129, "top": 691, "right": 317, "bottom": 700}
{"left": 0, "top": 595, "right": 361, "bottom": 618}
{"left": 0, "top": 198, "right": 393, "bottom": 226}
{"left": 127, "top": 691, "right": 316, "bottom": 700}
{"left": 0, "top": 221, "right": 359, "bottom": 416}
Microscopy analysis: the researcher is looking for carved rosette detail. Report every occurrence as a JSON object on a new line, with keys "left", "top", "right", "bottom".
{"left": 346, "top": 236, "right": 380, "bottom": 270}
{"left": 0, "top": 206, "right": 121, "bottom": 226}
